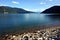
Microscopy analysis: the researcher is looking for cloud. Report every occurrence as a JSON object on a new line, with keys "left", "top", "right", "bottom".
{"left": 54, "top": 4, "right": 60, "bottom": 5}
{"left": 12, "top": 1, "right": 20, "bottom": 4}
{"left": 40, "top": 2, "right": 46, "bottom": 5}
{"left": 49, "top": 0, "right": 53, "bottom": 1}
{"left": 24, "top": 8, "right": 45, "bottom": 12}
{"left": 24, "top": 8, "right": 30, "bottom": 11}
{"left": 40, "top": 9, "right": 46, "bottom": 12}
{"left": 0, "top": 4, "right": 8, "bottom": 6}
{"left": 24, "top": 8, "right": 40, "bottom": 12}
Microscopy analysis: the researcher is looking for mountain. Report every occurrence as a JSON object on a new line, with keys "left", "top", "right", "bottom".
{"left": 42, "top": 6, "right": 60, "bottom": 14}
{"left": 0, "top": 6, "right": 34, "bottom": 14}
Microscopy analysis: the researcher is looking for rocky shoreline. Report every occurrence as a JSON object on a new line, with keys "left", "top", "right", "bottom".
{"left": 0, "top": 25, "right": 60, "bottom": 40}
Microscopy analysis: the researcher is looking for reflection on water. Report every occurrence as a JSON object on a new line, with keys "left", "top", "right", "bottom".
{"left": 0, "top": 13, "right": 60, "bottom": 34}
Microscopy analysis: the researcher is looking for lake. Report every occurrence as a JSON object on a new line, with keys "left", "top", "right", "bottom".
{"left": 0, "top": 13, "right": 60, "bottom": 34}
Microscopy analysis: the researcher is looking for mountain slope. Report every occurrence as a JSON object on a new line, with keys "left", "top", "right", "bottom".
{"left": 42, "top": 6, "right": 60, "bottom": 14}
{"left": 0, "top": 6, "right": 33, "bottom": 14}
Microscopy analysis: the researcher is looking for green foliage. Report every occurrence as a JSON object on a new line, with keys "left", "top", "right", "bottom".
{"left": 0, "top": 6, "right": 33, "bottom": 14}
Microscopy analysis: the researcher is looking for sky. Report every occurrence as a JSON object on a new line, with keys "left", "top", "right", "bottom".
{"left": 0, "top": 0, "right": 60, "bottom": 12}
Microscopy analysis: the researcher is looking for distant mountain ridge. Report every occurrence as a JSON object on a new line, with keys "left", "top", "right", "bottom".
{"left": 42, "top": 6, "right": 60, "bottom": 14}
{"left": 0, "top": 6, "right": 34, "bottom": 14}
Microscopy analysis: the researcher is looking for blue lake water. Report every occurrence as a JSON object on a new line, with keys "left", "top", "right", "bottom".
{"left": 0, "top": 13, "right": 60, "bottom": 34}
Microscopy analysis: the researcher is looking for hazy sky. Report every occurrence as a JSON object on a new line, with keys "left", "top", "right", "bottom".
{"left": 0, "top": 0, "right": 60, "bottom": 12}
